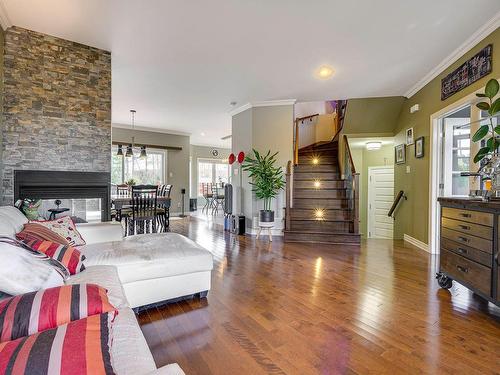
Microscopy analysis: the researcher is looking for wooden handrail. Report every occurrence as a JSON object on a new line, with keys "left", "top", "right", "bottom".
{"left": 295, "top": 113, "right": 319, "bottom": 123}
{"left": 343, "top": 134, "right": 356, "bottom": 174}
{"left": 388, "top": 190, "right": 407, "bottom": 218}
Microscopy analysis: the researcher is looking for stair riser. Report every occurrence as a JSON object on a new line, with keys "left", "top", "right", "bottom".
{"left": 293, "top": 189, "right": 347, "bottom": 199}
{"left": 284, "top": 232, "right": 360, "bottom": 244}
{"left": 293, "top": 198, "right": 349, "bottom": 209}
{"left": 290, "top": 220, "right": 352, "bottom": 232}
{"left": 293, "top": 180, "right": 346, "bottom": 189}
{"left": 298, "top": 149, "right": 337, "bottom": 157}
{"left": 298, "top": 156, "right": 337, "bottom": 164}
{"left": 290, "top": 209, "right": 352, "bottom": 221}
{"left": 294, "top": 165, "right": 338, "bottom": 173}
{"left": 294, "top": 172, "right": 340, "bottom": 180}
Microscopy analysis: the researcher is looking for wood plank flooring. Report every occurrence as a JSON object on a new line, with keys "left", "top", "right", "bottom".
{"left": 138, "top": 217, "right": 500, "bottom": 375}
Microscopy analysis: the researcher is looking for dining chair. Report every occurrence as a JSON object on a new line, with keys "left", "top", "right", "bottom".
{"left": 211, "top": 183, "right": 225, "bottom": 215}
{"left": 156, "top": 184, "right": 173, "bottom": 231}
{"left": 128, "top": 185, "right": 158, "bottom": 236}
{"left": 201, "top": 183, "right": 214, "bottom": 214}
{"left": 115, "top": 184, "right": 132, "bottom": 224}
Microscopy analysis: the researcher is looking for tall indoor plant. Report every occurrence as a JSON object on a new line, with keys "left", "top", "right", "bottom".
{"left": 242, "top": 149, "right": 285, "bottom": 223}
{"left": 471, "top": 78, "right": 500, "bottom": 192}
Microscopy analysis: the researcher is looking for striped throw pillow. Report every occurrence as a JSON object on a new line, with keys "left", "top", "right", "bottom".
{"left": 16, "top": 223, "right": 71, "bottom": 246}
{"left": 23, "top": 240, "right": 85, "bottom": 275}
{"left": 0, "top": 284, "right": 116, "bottom": 343}
{"left": 0, "top": 312, "right": 115, "bottom": 375}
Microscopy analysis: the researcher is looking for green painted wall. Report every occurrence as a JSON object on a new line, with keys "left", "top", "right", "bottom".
{"left": 343, "top": 96, "right": 405, "bottom": 135}
{"left": 393, "top": 27, "right": 500, "bottom": 243}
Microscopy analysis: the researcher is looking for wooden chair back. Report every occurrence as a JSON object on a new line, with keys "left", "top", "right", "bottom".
{"left": 117, "top": 184, "right": 130, "bottom": 197}
{"left": 131, "top": 185, "right": 158, "bottom": 220}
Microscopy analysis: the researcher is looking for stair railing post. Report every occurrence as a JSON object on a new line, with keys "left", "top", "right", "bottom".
{"left": 285, "top": 160, "right": 293, "bottom": 230}
{"left": 353, "top": 173, "right": 360, "bottom": 234}
{"left": 294, "top": 120, "right": 299, "bottom": 165}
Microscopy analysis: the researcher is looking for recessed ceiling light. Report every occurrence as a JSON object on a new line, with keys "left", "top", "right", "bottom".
{"left": 201, "top": 132, "right": 206, "bottom": 136}
{"left": 230, "top": 101, "right": 237, "bottom": 106}
{"left": 316, "top": 65, "right": 335, "bottom": 79}
{"left": 366, "top": 142, "right": 382, "bottom": 150}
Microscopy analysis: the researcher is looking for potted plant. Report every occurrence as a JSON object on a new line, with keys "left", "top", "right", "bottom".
{"left": 242, "top": 149, "right": 285, "bottom": 223}
{"left": 471, "top": 78, "right": 500, "bottom": 192}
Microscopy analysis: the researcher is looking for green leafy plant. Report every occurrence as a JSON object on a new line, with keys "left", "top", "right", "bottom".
{"left": 472, "top": 78, "right": 500, "bottom": 163}
{"left": 242, "top": 149, "right": 285, "bottom": 211}
{"left": 125, "top": 178, "right": 137, "bottom": 186}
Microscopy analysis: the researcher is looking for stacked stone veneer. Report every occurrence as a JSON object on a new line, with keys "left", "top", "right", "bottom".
{"left": 1, "top": 27, "right": 111, "bottom": 204}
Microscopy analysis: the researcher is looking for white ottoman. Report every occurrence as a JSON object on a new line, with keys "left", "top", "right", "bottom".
{"left": 78, "top": 233, "right": 214, "bottom": 308}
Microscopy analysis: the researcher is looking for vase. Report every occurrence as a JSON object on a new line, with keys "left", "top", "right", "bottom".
{"left": 489, "top": 155, "right": 500, "bottom": 196}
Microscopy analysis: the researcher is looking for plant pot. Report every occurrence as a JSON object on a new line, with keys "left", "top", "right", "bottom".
{"left": 259, "top": 210, "right": 274, "bottom": 223}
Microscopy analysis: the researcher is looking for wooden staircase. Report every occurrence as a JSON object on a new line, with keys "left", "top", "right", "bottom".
{"left": 284, "top": 100, "right": 360, "bottom": 245}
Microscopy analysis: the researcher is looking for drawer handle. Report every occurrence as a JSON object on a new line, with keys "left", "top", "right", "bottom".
{"left": 456, "top": 265, "right": 469, "bottom": 273}
{"left": 458, "top": 225, "right": 470, "bottom": 230}
{"left": 457, "top": 236, "right": 469, "bottom": 243}
{"left": 456, "top": 248, "right": 468, "bottom": 255}
{"left": 459, "top": 213, "right": 472, "bottom": 218}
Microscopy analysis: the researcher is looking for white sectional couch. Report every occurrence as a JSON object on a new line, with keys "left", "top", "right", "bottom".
{"left": 0, "top": 205, "right": 215, "bottom": 375}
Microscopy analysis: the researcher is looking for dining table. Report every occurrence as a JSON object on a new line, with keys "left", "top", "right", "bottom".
{"left": 111, "top": 196, "right": 171, "bottom": 210}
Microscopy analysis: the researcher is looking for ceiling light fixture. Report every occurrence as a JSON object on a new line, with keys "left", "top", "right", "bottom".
{"left": 116, "top": 144, "right": 123, "bottom": 156}
{"left": 366, "top": 142, "right": 382, "bottom": 151}
{"left": 316, "top": 65, "right": 335, "bottom": 79}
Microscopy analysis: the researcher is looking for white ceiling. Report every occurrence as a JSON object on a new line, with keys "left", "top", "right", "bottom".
{"left": 3, "top": 1, "right": 500, "bottom": 147}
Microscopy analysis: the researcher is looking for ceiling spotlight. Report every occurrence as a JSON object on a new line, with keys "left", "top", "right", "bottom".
{"left": 201, "top": 132, "right": 206, "bottom": 137}
{"left": 316, "top": 65, "right": 335, "bottom": 79}
{"left": 366, "top": 142, "right": 382, "bottom": 151}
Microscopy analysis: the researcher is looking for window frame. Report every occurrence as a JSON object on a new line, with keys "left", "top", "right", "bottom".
{"left": 111, "top": 146, "right": 167, "bottom": 185}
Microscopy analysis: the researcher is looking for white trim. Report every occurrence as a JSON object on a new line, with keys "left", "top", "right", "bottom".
{"left": 404, "top": 10, "right": 500, "bottom": 98}
{"left": 112, "top": 123, "right": 191, "bottom": 137}
{"left": 428, "top": 78, "right": 500, "bottom": 255}
{"left": 0, "top": 1, "right": 12, "bottom": 30}
{"left": 404, "top": 234, "right": 429, "bottom": 253}
{"left": 246, "top": 228, "right": 284, "bottom": 236}
{"left": 229, "top": 99, "right": 297, "bottom": 116}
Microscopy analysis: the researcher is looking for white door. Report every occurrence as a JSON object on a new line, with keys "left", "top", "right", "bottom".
{"left": 368, "top": 166, "right": 394, "bottom": 239}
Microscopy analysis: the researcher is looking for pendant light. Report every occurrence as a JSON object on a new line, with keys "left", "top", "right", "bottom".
{"left": 125, "top": 109, "right": 136, "bottom": 158}
{"left": 116, "top": 144, "right": 123, "bottom": 156}
{"left": 140, "top": 145, "right": 147, "bottom": 159}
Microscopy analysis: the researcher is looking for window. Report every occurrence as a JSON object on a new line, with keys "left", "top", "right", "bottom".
{"left": 197, "top": 159, "right": 229, "bottom": 196}
{"left": 111, "top": 146, "right": 166, "bottom": 185}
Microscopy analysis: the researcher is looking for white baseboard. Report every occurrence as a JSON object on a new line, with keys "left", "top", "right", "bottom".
{"left": 404, "top": 234, "right": 429, "bottom": 253}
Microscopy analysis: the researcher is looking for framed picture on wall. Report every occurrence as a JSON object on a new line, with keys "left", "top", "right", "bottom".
{"left": 415, "top": 137, "right": 424, "bottom": 158}
{"left": 406, "top": 128, "right": 414, "bottom": 145}
{"left": 395, "top": 144, "right": 406, "bottom": 164}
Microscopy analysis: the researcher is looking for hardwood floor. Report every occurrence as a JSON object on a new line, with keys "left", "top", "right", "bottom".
{"left": 138, "top": 217, "right": 500, "bottom": 375}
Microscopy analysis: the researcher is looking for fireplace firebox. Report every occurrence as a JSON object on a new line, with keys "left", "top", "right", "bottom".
{"left": 14, "top": 170, "right": 111, "bottom": 222}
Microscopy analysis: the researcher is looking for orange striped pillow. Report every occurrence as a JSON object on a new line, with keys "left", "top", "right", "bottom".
{"left": 16, "top": 223, "right": 70, "bottom": 246}
{"left": 23, "top": 240, "right": 85, "bottom": 275}
{"left": 0, "top": 312, "right": 115, "bottom": 375}
{"left": 0, "top": 284, "right": 116, "bottom": 343}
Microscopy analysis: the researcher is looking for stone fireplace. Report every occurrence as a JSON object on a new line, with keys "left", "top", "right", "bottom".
{"left": 14, "top": 170, "right": 111, "bottom": 222}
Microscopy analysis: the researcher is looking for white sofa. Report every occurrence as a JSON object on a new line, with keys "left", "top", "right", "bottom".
{"left": 68, "top": 265, "right": 185, "bottom": 375}
{"left": 0, "top": 206, "right": 214, "bottom": 308}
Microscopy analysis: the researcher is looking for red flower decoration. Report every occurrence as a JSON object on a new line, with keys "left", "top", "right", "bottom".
{"left": 237, "top": 151, "right": 245, "bottom": 164}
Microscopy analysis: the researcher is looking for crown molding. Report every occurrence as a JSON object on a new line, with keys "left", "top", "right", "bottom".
{"left": 404, "top": 11, "right": 500, "bottom": 99}
{"left": 112, "top": 123, "right": 191, "bottom": 137}
{"left": 0, "top": 0, "right": 12, "bottom": 30}
{"left": 229, "top": 99, "right": 297, "bottom": 116}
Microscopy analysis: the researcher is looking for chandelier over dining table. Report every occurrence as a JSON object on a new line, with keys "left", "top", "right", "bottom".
{"left": 116, "top": 109, "right": 147, "bottom": 158}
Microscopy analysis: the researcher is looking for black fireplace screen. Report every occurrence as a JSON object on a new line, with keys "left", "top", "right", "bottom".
{"left": 14, "top": 170, "right": 111, "bottom": 222}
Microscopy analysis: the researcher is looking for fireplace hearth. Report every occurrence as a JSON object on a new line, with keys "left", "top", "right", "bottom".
{"left": 14, "top": 170, "right": 111, "bottom": 222}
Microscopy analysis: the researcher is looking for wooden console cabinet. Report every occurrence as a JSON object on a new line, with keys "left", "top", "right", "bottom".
{"left": 437, "top": 198, "right": 499, "bottom": 306}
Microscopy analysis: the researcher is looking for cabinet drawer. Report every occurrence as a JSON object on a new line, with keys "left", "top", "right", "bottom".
{"left": 441, "top": 227, "right": 492, "bottom": 253}
{"left": 441, "top": 237, "right": 492, "bottom": 267}
{"left": 441, "top": 249, "right": 491, "bottom": 296}
{"left": 441, "top": 217, "right": 493, "bottom": 240}
{"left": 441, "top": 207, "right": 493, "bottom": 227}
